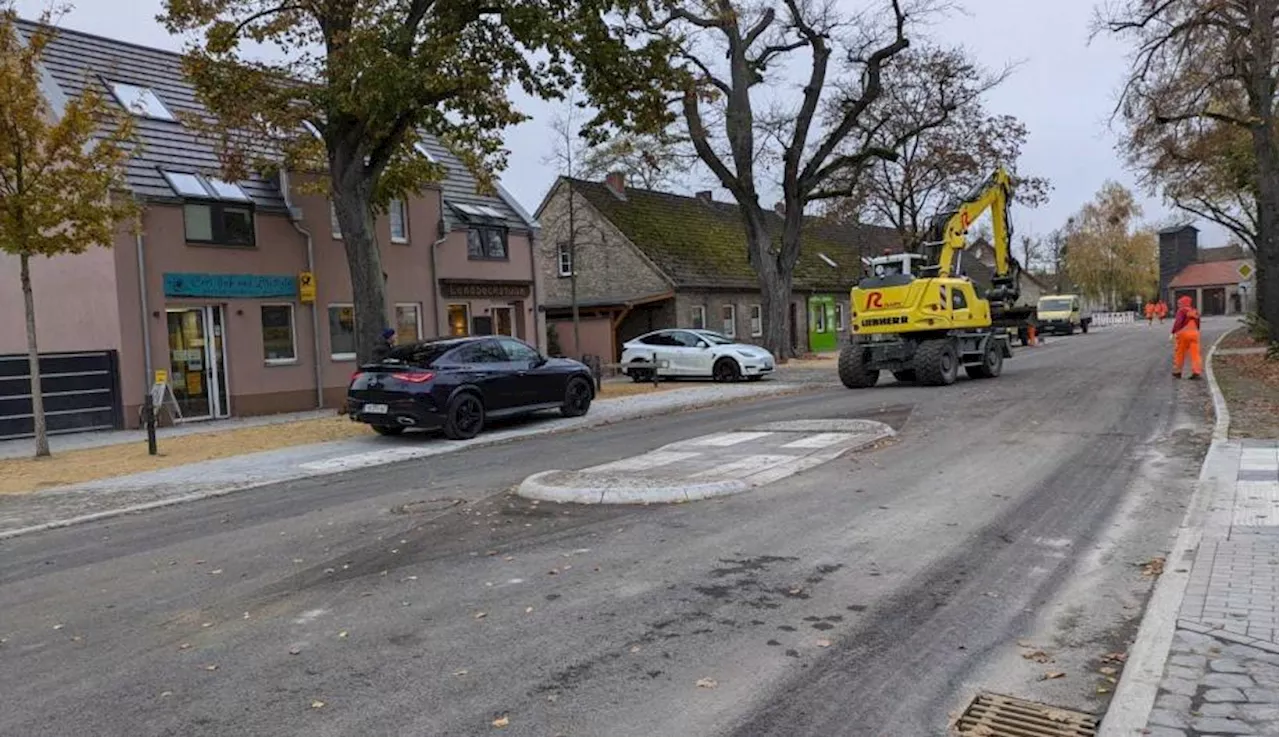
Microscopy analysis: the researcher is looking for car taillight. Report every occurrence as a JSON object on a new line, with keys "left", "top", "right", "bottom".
{"left": 349, "top": 371, "right": 363, "bottom": 384}
{"left": 392, "top": 371, "right": 435, "bottom": 383}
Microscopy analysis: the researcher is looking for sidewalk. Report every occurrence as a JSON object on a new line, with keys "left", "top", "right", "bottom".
{"left": 0, "top": 380, "right": 817, "bottom": 539}
{"left": 1102, "top": 341, "right": 1279, "bottom": 736}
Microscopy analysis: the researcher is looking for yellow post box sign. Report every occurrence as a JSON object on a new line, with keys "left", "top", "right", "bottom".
{"left": 298, "top": 271, "right": 317, "bottom": 304}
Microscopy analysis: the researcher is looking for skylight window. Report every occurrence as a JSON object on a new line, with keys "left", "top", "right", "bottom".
{"left": 476, "top": 205, "right": 503, "bottom": 218}
{"left": 206, "top": 178, "right": 250, "bottom": 201}
{"left": 162, "top": 171, "right": 210, "bottom": 198}
{"left": 818, "top": 253, "right": 838, "bottom": 268}
{"left": 110, "top": 82, "right": 175, "bottom": 121}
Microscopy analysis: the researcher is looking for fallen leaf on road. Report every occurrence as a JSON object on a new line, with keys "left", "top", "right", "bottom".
{"left": 1042, "top": 708, "right": 1071, "bottom": 722}
{"left": 210, "top": 569, "right": 223, "bottom": 575}
{"left": 788, "top": 587, "right": 803, "bottom": 596}
{"left": 1140, "top": 556, "right": 1165, "bottom": 577}
{"left": 1038, "top": 671, "right": 1064, "bottom": 681}
{"left": 288, "top": 646, "right": 301, "bottom": 655}
{"left": 52, "top": 624, "right": 64, "bottom": 630}
{"left": 1096, "top": 686, "right": 1110, "bottom": 694}
{"left": 243, "top": 612, "right": 250, "bottom": 620}
{"left": 1016, "top": 640, "right": 1033, "bottom": 648}
{"left": 179, "top": 643, "right": 191, "bottom": 650}
{"left": 1101, "top": 651, "right": 1128, "bottom": 664}
{"left": 453, "top": 669, "right": 468, "bottom": 677}
{"left": 629, "top": 646, "right": 641, "bottom": 654}
{"left": 1099, "top": 666, "right": 1117, "bottom": 676}
{"left": 696, "top": 678, "right": 718, "bottom": 689}
{"left": 160, "top": 691, "right": 173, "bottom": 698}
{"left": 474, "top": 612, "right": 487, "bottom": 620}
{"left": 1021, "top": 650, "right": 1053, "bottom": 663}
{"left": 547, "top": 570, "right": 559, "bottom": 576}
{"left": 486, "top": 550, "right": 499, "bottom": 557}
{"left": 525, "top": 607, "right": 534, "bottom": 614}
{"left": 338, "top": 631, "right": 348, "bottom": 639}
{"left": 292, "top": 558, "right": 304, "bottom": 564}
{"left": 492, "top": 715, "right": 509, "bottom": 728}
{"left": 194, "top": 560, "right": 205, "bottom": 565}
{"left": 71, "top": 636, "right": 82, "bottom": 642}
{"left": 310, "top": 700, "right": 325, "bottom": 709}
{"left": 503, "top": 556, "right": 514, "bottom": 562}
{"left": 816, "top": 639, "right": 832, "bottom": 648}
{"left": 204, "top": 665, "right": 218, "bottom": 671}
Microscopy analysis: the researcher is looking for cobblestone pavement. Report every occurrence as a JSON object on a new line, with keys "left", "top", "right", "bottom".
{"left": 1146, "top": 439, "right": 1279, "bottom": 737}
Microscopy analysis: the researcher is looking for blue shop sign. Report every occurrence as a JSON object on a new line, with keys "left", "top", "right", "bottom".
{"left": 163, "top": 272, "right": 298, "bottom": 299}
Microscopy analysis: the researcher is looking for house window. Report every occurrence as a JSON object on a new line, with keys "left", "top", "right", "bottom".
{"left": 162, "top": 170, "right": 255, "bottom": 247}
{"left": 557, "top": 242, "right": 573, "bottom": 277}
{"left": 389, "top": 199, "right": 408, "bottom": 243}
{"left": 466, "top": 227, "right": 508, "bottom": 260}
{"left": 328, "top": 304, "right": 356, "bottom": 360}
{"left": 395, "top": 303, "right": 421, "bottom": 343}
{"left": 750, "top": 304, "right": 762, "bottom": 336}
{"left": 447, "top": 304, "right": 469, "bottom": 337}
{"left": 691, "top": 305, "right": 706, "bottom": 330}
{"left": 835, "top": 302, "right": 846, "bottom": 331}
{"left": 330, "top": 202, "right": 342, "bottom": 239}
{"left": 812, "top": 303, "right": 827, "bottom": 333}
{"left": 109, "top": 82, "right": 175, "bottom": 120}
{"left": 721, "top": 305, "right": 736, "bottom": 338}
{"left": 260, "top": 304, "right": 296, "bottom": 363}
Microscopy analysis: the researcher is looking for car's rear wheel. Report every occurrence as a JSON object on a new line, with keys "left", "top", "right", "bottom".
{"left": 372, "top": 425, "right": 404, "bottom": 437}
{"left": 443, "top": 393, "right": 484, "bottom": 440}
{"left": 560, "top": 377, "right": 594, "bottom": 418}
{"left": 712, "top": 358, "right": 741, "bottom": 382}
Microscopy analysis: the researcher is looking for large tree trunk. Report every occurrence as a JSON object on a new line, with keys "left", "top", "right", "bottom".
{"left": 332, "top": 172, "right": 389, "bottom": 364}
{"left": 744, "top": 213, "right": 793, "bottom": 360}
{"left": 568, "top": 185, "right": 581, "bottom": 356}
{"left": 19, "top": 253, "right": 49, "bottom": 458}
{"left": 1251, "top": 126, "right": 1278, "bottom": 342}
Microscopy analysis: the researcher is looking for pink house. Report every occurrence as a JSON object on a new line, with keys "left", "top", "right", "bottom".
{"left": 0, "top": 20, "right": 542, "bottom": 436}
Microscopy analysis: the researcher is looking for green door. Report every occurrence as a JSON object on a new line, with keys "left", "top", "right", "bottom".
{"left": 807, "top": 295, "right": 838, "bottom": 352}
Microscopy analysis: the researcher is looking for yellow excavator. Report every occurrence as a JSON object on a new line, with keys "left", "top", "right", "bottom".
{"left": 838, "top": 167, "right": 1033, "bottom": 387}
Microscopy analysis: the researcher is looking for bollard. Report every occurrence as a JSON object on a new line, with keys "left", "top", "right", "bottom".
{"left": 143, "top": 392, "right": 157, "bottom": 456}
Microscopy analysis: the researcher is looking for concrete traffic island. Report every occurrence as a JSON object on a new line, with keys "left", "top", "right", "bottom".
{"left": 517, "top": 418, "right": 894, "bottom": 504}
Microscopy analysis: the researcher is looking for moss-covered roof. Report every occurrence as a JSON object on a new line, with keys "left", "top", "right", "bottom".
{"left": 569, "top": 179, "right": 901, "bottom": 291}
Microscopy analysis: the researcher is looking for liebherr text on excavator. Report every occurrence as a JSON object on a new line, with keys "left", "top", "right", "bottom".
{"left": 838, "top": 167, "right": 1036, "bottom": 388}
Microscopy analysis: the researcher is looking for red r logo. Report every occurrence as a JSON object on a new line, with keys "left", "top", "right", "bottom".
{"left": 866, "top": 292, "right": 883, "bottom": 309}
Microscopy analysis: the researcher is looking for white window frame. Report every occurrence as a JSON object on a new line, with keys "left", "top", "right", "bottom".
{"left": 395, "top": 302, "right": 422, "bottom": 343}
{"left": 557, "top": 242, "right": 573, "bottom": 277}
{"left": 260, "top": 303, "right": 298, "bottom": 364}
{"left": 327, "top": 303, "right": 357, "bottom": 361}
{"left": 389, "top": 199, "right": 409, "bottom": 243}
{"left": 812, "top": 302, "right": 827, "bottom": 333}
{"left": 109, "top": 82, "right": 175, "bottom": 121}
{"left": 721, "top": 304, "right": 736, "bottom": 338}
{"left": 835, "top": 302, "right": 846, "bottom": 331}
{"left": 750, "top": 304, "right": 762, "bottom": 337}
{"left": 691, "top": 305, "right": 706, "bottom": 330}
{"left": 330, "top": 202, "right": 342, "bottom": 239}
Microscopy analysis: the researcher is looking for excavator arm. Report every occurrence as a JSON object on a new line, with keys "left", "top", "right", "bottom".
{"left": 922, "top": 167, "right": 1021, "bottom": 307}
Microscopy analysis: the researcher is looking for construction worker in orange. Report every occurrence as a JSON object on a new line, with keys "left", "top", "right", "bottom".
{"left": 1144, "top": 301, "right": 1156, "bottom": 325}
{"left": 1170, "top": 295, "right": 1203, "bottom": 380}
{"left": 1156, "top": 300, "right": 1169, "bottom": 323}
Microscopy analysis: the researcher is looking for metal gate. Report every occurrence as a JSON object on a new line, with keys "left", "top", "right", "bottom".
{"left": 0, "top": 351, "right": 123, "bottom": 440}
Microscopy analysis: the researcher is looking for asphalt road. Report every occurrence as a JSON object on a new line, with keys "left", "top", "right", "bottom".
{"left": 0, "top": 320, "right": 1227, "bottom": 737}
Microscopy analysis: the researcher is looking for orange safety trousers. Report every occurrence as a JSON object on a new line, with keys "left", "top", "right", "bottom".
{"left": 1174, "top": 329, "right": 1203, "bottom": 376}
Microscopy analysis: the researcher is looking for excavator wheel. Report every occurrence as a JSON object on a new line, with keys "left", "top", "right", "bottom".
{"left": 965, "top": 341, "right": 1004, "bottom": 380}
{"left": 891, "top": 369, "right": 917, "bottom": 383}
{"left": 838, "top": 345, "right": 879, "bottom": 389}
{"left": 913, "top": 338, "right": 958, "bottom": 386}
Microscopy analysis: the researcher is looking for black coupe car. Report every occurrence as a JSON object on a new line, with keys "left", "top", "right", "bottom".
{"left": 347, "top": 336, "right": 595, "bottom": 439}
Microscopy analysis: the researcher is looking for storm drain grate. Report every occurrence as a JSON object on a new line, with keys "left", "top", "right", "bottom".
{"left": 952, "top": 691, "right": 1098, "bottom": 737}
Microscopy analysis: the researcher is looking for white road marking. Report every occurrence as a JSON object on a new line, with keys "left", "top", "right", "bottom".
{"left": 686, "top": 431, "right": 774, "bottom": 447}
{"left": 689, "top": 454, "right": 795, "bottom": 479}
{"left": 585, "top": 451, "right": 703, "bottom": 473}
{"left": 781, "top": 432, "right": 856, "bottom": 449}
{"left": 292, "top": 609, "right": 328, "bottom": 625}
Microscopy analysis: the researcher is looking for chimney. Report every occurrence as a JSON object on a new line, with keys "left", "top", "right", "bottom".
{"left": 604, "top": 170, "right": 627, "bottom": 199}
{"left": 774, "top": 201, "right": 785, "bottom": 216}
{"left": 695, "top": 190, "right": 713, "bottom": 203}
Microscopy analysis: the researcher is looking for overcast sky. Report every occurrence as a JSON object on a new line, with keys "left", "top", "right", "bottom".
{"left": 15, "top": 0, "right": 1228, "bottom": 248}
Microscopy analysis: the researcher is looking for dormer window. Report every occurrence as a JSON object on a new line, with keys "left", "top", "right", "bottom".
{"left": 161, "top": 170, "right": 255, "bottom": 247}
{"left": 109, "top": 82, "right": 175, "bottom": 121}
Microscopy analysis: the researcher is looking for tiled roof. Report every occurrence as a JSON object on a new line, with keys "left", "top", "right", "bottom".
{"left": 16, "top": 19, "right": 527, "bottom": 226}
{"left": 1169, "top": 259, "right": 1254, "bottom": 288}
{"left": 1199, "top": 245, "right": 1249, "bottom": 262}
{"left": 568, "top": 179, "right": 902, "bottom": 291}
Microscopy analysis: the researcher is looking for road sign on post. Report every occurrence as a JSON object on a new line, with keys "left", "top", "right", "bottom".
{"left": 1238, "top": 262, "right": 1255, "bottom": 281}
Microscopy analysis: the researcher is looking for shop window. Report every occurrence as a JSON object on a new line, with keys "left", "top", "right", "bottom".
{"left": 260, "top": 304, "right": 297, "bottom": 363}
{"left": 721, "top": 304, "right": 736, "bottom": 338}
{"left": 750, "top": 304, "right": 762, "bottom": 336}
{"left": 466, "top": 226, "right": 508, "bottom": 260}
{"left": 395, "top": 303, "right": 421, "bottom": 343}
{"left": 328, "top": 304, "right": 356, "bottom": 360}
{"left": 691, "top": 305, "right": 706, "bottom": 330}
{"left": 447, "top": 304, "right": 469, "bottom": 337}
{"left": 389, "top": 199, "right": 408, "bottom": 243}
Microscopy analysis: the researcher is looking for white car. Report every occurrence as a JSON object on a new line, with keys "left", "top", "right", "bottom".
{"left": 620, "top": 329, "right": 776, "bottom": 382}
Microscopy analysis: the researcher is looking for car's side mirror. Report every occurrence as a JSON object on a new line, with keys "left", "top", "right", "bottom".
{"left": 533, "top": 355, "right": 548, "bottom": 368}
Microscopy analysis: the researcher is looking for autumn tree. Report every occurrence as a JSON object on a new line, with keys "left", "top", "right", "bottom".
{"left": 578, "top": 130, "right": 692, "bottom": 190}
{"left": 824, "top": 46, "right": 1050, "bottom": 251}
{"left": 1062, "top": 182, "right": 1158, "bottom": 309}
{"left": 160, "top": 0, "right": 676, "bottom": 362}
{"left": 0, "top": 11, "right": 137, "bottom": 457}
{"left": 611, "top": 0, "right": 993, "bottom": 358}
{"left": 1100, "top": 0, "right": 1278, "bottom": 340}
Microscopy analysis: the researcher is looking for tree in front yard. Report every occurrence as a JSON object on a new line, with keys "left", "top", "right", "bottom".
{"left": 0, "top": 12, "right": 137, "bottom": 457}
{"left": 1062, "top": 183, "right": 1158, "bottom": 310}
{"left": 161, "top": 0, "right": 678, "bottom": 363}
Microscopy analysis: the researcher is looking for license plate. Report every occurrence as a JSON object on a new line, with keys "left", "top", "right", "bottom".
{"left": 363, "top": 403, "right": 388, "bottom": 415}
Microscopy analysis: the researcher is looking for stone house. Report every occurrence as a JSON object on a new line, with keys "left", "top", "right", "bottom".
{"left": 533, "top": 174, "right": 900, "bottom": 362}
{"left": 0, "top": 20, "right": 540, "bottom": 438}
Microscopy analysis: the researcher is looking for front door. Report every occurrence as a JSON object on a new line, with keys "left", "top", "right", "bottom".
{"left": 492, "top": 307, "right": 514, "bottom": 336}
{"left": 166, "top": 306, "right": 230, "bottom": 420}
